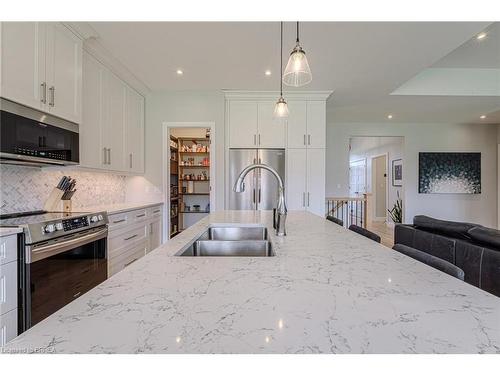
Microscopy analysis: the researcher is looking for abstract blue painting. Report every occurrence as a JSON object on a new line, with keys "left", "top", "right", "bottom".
{"left": 418, "top": 152, "right": 481, "bottom": 194}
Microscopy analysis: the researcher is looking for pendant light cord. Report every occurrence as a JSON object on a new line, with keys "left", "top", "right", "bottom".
{"left": 296, "top": 21, "right": 299, "bottom": 43}
{"left": 280, "top": 21, "right": 283, "bottom": 96}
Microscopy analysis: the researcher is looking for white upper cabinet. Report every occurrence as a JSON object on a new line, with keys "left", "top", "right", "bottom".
{"left": 0, "top": 22, "right": 46, "bottom": 110}
{"left": 257, "top": 101, "right": 286, "bottom": 148}
{"left": 81, "top": 51, "right": 145, "bottom": 174}
{"left": 0, "top": 22, "right": 82, "bottom": 124}
{"left": 45, "top": 23, "right": 82, "bottom": 124}
{"left": 103, "top": 70, "right": 126, "bottom": 172}
{"left": 228, "top": 100, "right": 286, "bottom": 149}
{"left": 81, "top": 51, "right": 105, "bottom": 168}
{"left": 228, "top": 101, "right": 258, "bottom": 148}
{"left": 306, "top": 101, "right": 326, "bottom": 149}
{"left": 286, "top": 101, "right": 307, "bottom": 148}
{"left": 125, "top": 87, "right": 145, "bottom": 173}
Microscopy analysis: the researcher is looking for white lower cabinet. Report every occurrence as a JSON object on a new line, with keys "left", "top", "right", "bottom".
{"left": 107, "top": 205, "right": 163, "bottom": 277}
{"left": 286, "top": 148, "right": 326, "bottom": 216}
{"left": 0, "top": 234, "right": 18, "bottom": 347}
{"left": 0, "top": 309, "right": 17, "bottom": 347}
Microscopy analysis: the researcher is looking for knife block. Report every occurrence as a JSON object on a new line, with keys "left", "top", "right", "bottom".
{"left": 43, "top": 188, "right": 64, "bottom": 212}
{"left": 62, "top": 200, "right": 72, "bottom": 213}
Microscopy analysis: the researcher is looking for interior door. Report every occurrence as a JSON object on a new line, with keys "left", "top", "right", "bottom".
{"left": 0, "top": 22, "right": 46, "bottom": 110}
{"left": 286, "top": 149, "right": 307, "bottom": 210}
{"left": 349, "top": 159, "right": 367, "bottom": 196}
{"left": 286, "top": 101, "right": 307, "bottom": 148}
{"left": 306, "top": 148, "right": 326, "bottom": 216}
{"left": 229, "top": 149, "right": 257, "bottom": 210}
{"left": 306, "top": 101, "right": 326, "bottom": 148}
{"left": 257, "top": 149, "right": 286, "bottom": 210}
{"left": 228, "top": 101, "right": 257, "bottom": 148}
{"left": 257, "top": 101, "right": 286, "bottom": 148}
{"left": 45, "top": 23, "right": 82, "bottom": 123}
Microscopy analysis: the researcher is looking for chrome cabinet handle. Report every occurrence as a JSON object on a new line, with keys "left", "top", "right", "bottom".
{"left": 48, "top": 86, "right": 55, "bottom": 107}
{"left": 103, "top": 148, "right": 107, "bottom": 165}
{"left": 307, "top": 192, "right": 310, "bottom": 207}
{"left": 153, "top": 209, "right": 161, "bottom": 214}
{"left": 129, "top": 153, "right": 133, "bottom": 168}
{"left": 73, "top": 291, "right": 82, "bottom": 299}
{"left": 40, "top": 82, "right": 47, "bottom": 104}
{"left": 124, "top": 234, "right": 138, "bottom": 241}
{"left": 253, "top": 134, "right": 256, "bottom": 145}
{"left": 308, "top": 134, "right": 311, "bottom": 146}
{"left": 303, "top": 134, "right": 306, "bottom": 145}
{"left": 124, "top": 258, "right": 138, "bottom": 268}
{"left": 136, "top": 213, "right": 145, "bottom": 218}
{"left": 258, "top": 134, "right": 261, "bottom": 145}
{"left": 149, "top": 223, "right": 153, "bottom": 235}
{"left": 112, "top": 219, "right": 126, "bottom": 224}
{"left": 303, "top": 192, "right": 306, "bottom": 207}
{"left": 107, "top": 148, "right": 111, "bottom": 165}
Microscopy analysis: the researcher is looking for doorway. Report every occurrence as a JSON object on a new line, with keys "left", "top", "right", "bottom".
{"left": 163, "top": 122, "right": 215, "bottom": 240}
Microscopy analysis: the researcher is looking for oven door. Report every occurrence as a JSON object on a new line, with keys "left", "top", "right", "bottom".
{"left": 21, "top": 227, "right": 107, "bottom": 330}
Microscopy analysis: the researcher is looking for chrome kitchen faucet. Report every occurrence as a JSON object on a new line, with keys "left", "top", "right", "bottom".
{"left": 233, "top": 163, "right": 287, "bottom": 236}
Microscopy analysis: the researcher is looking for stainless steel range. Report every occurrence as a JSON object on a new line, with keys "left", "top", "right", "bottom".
{"left": 0, "top": 210, "right": 109, "bottom": 332}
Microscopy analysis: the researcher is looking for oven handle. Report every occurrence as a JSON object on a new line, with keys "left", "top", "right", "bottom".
{"left": 26, "top": 227, "right": 108, "bottom": 264}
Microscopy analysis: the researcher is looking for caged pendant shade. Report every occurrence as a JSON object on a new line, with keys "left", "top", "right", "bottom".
{"left": 283, "top": 21, "right": 312, "bottom": 87}
{"left": 274, "top": 22, "right": 289, "bottom": 119}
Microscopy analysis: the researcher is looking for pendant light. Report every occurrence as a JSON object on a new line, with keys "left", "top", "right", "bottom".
{"left": 274, "top": 22, "right": 289, "bottom": 118}
{"left": 283, "top": 21, "right": 312, "bottom": 87}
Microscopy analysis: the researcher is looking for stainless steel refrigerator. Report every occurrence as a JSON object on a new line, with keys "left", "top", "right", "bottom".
{"left": 229, "top": 149, "right": 286, "bottom": 210}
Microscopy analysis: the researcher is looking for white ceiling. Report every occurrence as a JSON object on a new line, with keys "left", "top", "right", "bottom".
{"left": 85, "top": 21, "right": 499, "bottom": 124}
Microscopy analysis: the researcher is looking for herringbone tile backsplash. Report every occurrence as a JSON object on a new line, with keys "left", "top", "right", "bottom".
{"left": 0, "top": 165, "right": 126, "bottom": 214}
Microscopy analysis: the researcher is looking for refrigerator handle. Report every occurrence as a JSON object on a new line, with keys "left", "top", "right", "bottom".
{"left": 253, "top": 188, "right": 256, "bottom": 203}
{"left": 258, "top": 188, "right": 261, "bottom": 203}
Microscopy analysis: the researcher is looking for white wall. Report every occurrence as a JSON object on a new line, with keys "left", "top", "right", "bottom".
{"left": 126, "top": 90, "right": 225, "bottom": 210}
{"left": 327, "top": 121, "right": 498, "bottom": 228}
{"left": 349, "top": 137, "right": 403, "bottom": 222}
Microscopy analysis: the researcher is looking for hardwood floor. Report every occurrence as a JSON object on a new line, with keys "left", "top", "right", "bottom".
{"left": 366, "top": 221, "right": 395, "bottom": 248}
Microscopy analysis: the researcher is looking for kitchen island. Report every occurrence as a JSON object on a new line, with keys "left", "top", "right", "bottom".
{"left": 3, "top": 211, "right": 499, "bottom": 354}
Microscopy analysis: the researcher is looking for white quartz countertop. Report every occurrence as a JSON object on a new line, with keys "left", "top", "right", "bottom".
{"left": 4, "top": 211, "right": 499, "bottom": 354}
{"left": 0, "top": 227, "right": 22, "bottom": 237}
{"left": 78, "top": 201, "right": 163, "bottom": 215}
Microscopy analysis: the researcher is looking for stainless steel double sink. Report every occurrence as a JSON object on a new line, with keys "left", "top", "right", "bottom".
{"left": 177, "top": 225, "right": 274, "bottom": 257}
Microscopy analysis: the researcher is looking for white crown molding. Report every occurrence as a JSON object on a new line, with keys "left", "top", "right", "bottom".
{"left": 223, "top": 90, "right": 334, "bottom": 101}
{"left": 64, "top": 22, "right": 151, "bottom": 96}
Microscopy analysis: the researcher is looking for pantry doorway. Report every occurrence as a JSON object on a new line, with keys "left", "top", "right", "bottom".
{"left": 163, "top": 122, "right": 215, "bottom": 240}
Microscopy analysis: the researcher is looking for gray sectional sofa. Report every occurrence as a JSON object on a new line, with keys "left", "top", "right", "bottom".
{"left": 394, "top": 215, "right": 500, "bottom": 297}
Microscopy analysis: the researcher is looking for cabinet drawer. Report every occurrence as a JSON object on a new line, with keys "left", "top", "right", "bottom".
{"left": 108, "top": 239, "right": 147, "bottom": 277}
{"left": 108, "top": 225, "right": 146, "bottom": 258}
{"left": 107, "top": 212, "right": 130, "bottom": 230}
{"left": 0, "top": 235, "right": 17, "bottom": 266}
{"left": 0, "top": 261, "right": 17, "bottom": 315}
{"left": 0, "top": 308, "right": 18, "bottom": 347}
{"left": 131, "top": 209, "right": 148, "bottom": 223}
{"left": 147, "top": 205, "right": 162, "bottom": 218}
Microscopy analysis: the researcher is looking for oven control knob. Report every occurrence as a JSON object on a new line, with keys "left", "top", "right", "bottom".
{"left": 55, "top": 222, "right": 64, "bottom": 231}
{"left": 97, "top": 214, "right": 104, "bottom": 221}
{"left": 90, "top": 215, "right": 98, "bottom": 223}
{"left": 44, "top": 224, "right": 56, "bottom": 233}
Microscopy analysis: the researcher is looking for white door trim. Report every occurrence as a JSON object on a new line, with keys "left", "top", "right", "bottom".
{"left": 162, "top": 122, "right": 216, "bottom": 240}
{"left": 371, "top": 152, "right": 389, "bottom": 222}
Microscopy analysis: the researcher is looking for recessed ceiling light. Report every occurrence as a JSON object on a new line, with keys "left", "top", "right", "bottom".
{"left": 387, "top": 114, "right": 393, "bottom": 119}
{"left": 480, "top": 115, "right": 486, "bottom": 119}
{"left": 176, "top": 69, "right": 183, "bottom": 75}
{"left": 477, "top": 32, "right": 487, "bottom": 40}
{"left": 265, "top": 70, "right": 272, "bottom": 76}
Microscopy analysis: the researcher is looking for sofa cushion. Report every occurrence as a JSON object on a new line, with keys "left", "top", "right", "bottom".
{"left": 468, "top": 226, "right": 500, "bottom": 249}
{"left": 413, "top": 215, "right": 476, "bottom": 240}
{"left": 455, "top": 241, "right": 483, "bottom": 287}
{"left": 394, "top": 224, "right": 415, "bottom": 247}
